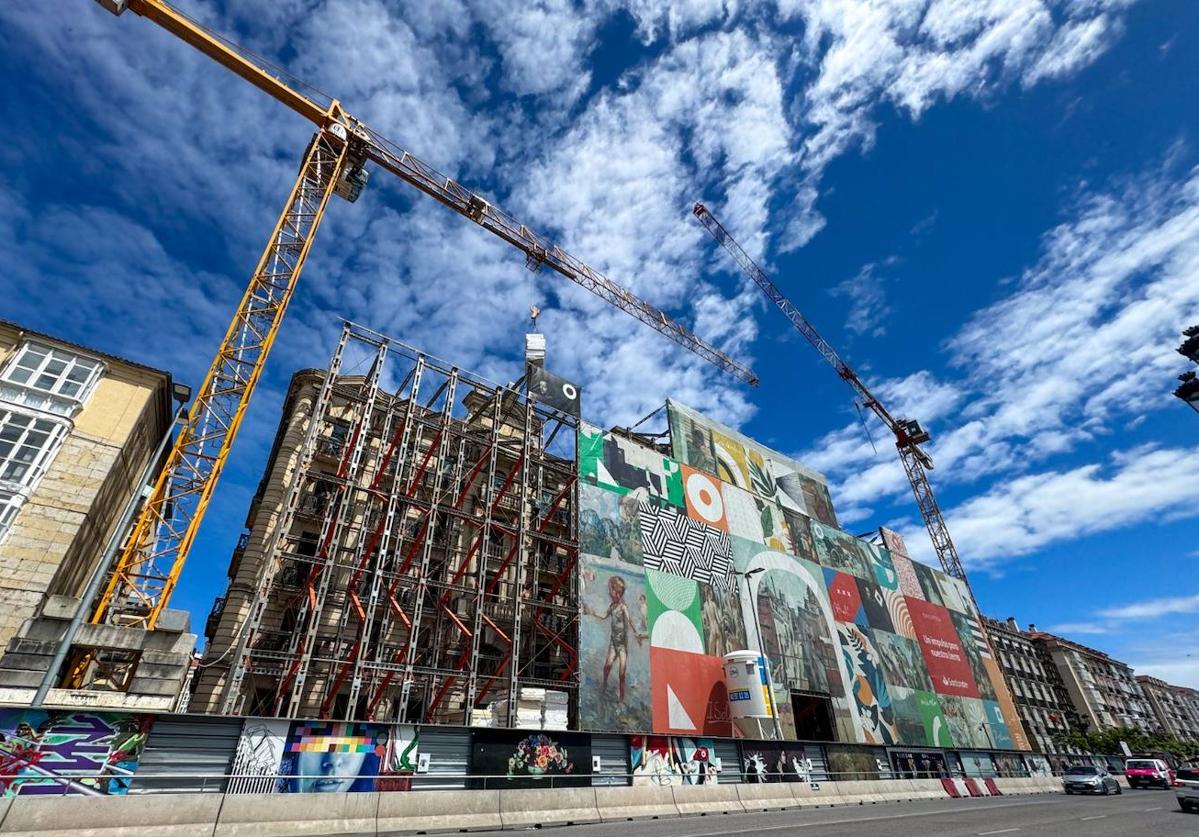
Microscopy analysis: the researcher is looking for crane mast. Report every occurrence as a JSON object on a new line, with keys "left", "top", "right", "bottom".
{"left": 692, "top": 202, "right": 969, "bottom": 585}
{"left": 88, "top": 0, "right": 757, "bottom": 633}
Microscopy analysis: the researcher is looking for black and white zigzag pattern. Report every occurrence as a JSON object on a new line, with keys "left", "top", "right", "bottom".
{"left": 968, "top": 617, "right": 991, "bottom": 659}
{"left": 638, "top": 502, "right": 733, "bottom": 591}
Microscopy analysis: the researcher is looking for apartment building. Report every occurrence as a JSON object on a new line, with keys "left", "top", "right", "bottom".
{"left": 1029, "top": 629, "right": 1156, "bottom": 734}
{"left": 0, "top": 321, "right": 178, "bottom": 645}
{"left": 1136, "top": 675, "right": 1199, "bottom": 742}
{"left": 981, "top": 616, "right": 1083, "bottom": 753}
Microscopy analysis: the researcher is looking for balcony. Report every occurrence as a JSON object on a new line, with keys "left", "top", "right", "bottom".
{"left": 205, "top": 596, "right": 225, "bottom": 639}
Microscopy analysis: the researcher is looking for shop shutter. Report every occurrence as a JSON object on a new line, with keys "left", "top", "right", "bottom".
{"left": 712, "top": 739, "right": 743, "bottom": 784}
{"left": 591, "top": 734, "right": 630, "bottom": 786}
{"left": 413, "top": 725, "right": 472, "bottom": 790}
{"left": 129, "top": 714, "right": 242, "bottom": 794}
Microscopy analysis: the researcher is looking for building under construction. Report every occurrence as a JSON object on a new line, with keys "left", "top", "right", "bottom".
{"left": 191, "top": 323, "right": 580, "bottom": 725}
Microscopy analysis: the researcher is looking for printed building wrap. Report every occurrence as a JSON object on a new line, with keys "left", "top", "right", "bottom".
{"left": 577, "top": 401, "right": 1028, "bottom": 751}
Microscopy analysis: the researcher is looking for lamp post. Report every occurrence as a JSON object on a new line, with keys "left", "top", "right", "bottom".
{"left": 738, "top": 567, "right": 784, "bottom": 741}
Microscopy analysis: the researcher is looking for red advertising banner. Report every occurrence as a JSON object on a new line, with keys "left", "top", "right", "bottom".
{"left": 907, "top": 597, "right": 979, "bottom": 698}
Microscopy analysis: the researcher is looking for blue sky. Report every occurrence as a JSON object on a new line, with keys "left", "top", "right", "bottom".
{"left": 2, "top": 1, "right": 1197, "bottom": 687}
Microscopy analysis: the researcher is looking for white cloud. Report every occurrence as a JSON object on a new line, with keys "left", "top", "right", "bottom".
{"left": 831, "top": 260, "right": 892, "bottom": 337}
{"left": 1099, "top": 594, "right": 1199, "bottom": 621}
{"left": 932, "top": 445, "right": 1199, "bottom": 570}
{"left": 1043, "top": 622, "right": 1112, "bottom": 636}
{"left": 799, "top": 160, "right": 1199, "bottom": 571}
{"left": 0, "top": 0, "right": 1151, "bottom": 603}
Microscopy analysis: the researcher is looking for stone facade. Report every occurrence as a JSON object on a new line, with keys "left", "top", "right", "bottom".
{"left": 1028, "top": 629, "right": 1156, "bottom": 734}
{"left": 1136, "top": 675, "right": 1199, "bottom": 742}
{"left": 0, "top": 321, "right": 179, "bottom": 668}
{"left": 981, "top": 616, "right": 1083, "bottom": 753}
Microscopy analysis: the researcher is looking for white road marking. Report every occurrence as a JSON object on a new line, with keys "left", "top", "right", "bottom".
{"left": 670, "top": 798, "right": 1073, "bottom": 837}
{"left": 978, "top": 829, "right": 1020, "bottom": 835}
{"left": 1142, "top": 806, "right": 1162, "bottom": 811}
{"left": 1080, "top": 814, "right": 1107, "bottom": 820}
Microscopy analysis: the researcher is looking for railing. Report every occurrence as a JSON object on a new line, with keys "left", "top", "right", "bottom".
{"left": 0, "top": 766, "right": 1040, "bottom": 796}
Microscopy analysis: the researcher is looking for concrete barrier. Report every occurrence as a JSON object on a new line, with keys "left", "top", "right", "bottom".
{"left": 671, "top": 783, "right": 745, "bottom": 816}
{"left": 788, "top": 780, "right": 843, "bottom": 807}
{"left": 907, "top": 779, "right": 945, "bottom": 799}
{"left": 0, "top": 793, "right": 222, "bottom": 837}
{"left": 836, "top": 780, "right": 886, "bottom": 805}
{"left": 873, "top": 780, "right": 918, "bottom": 802}
{"left": 735, "top": 783, "right": 795, "bottom": 811}
{"left": 498, "top": 787, "right": 601, "bottom": 829}
{"left": 214, "top": 791, "right": 377, "bottom": 837}
{"left": 0, "top": 799, "right": 10, "bottom": 832}
{"left": 376, "top": 789, "right": 501, "bottom": 835}
{"left": 595, "top": 785, "right": 679, "bottom": 821}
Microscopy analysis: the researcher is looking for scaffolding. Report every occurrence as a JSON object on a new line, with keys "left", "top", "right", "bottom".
{"left": 214, "top": 322, "right": 579, "bottom": 725}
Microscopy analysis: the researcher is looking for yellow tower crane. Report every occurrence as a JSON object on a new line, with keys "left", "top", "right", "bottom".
{"left": 88, "top": 0, "right": 758, "bottom": 632}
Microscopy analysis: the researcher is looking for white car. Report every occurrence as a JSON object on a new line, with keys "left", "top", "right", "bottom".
{"left": 1177, "top": 766, "right": 1199, "bottom": 813}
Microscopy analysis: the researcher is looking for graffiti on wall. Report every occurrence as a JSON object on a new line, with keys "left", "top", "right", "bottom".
{"left": 0, "top": 710, "right": 152, "bottom": 796}
{"left": 629, "top": 734, "right": 719, "bottom": 785}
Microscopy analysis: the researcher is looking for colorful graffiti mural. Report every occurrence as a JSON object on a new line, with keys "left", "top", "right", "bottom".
{"left": 629, "top": 734, "right": 720, "bottom": 785}
{"left": 0, "top": 710, "right": 152, "bottom": 796}
{"left": 573, "top": 404, "right": 1024, "bottom": 751}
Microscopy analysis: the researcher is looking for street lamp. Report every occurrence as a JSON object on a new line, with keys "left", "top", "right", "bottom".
{"left": 737, "top": 566, "right": 785, "bottom": 741}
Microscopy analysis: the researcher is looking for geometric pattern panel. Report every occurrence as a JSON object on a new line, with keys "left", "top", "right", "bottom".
{"left": 639, "top": 502, "right": 733, "bottom": 592}
{"left": 666, "top": 399, "right": 838, "bottom": 526}
{"left": 650, "top": 647, "right": 732, "bottom": 737}
{"left": 682, "top": 465, "right": 728, "bottom": 531}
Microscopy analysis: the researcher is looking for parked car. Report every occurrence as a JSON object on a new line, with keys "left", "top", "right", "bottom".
{"left": 1062, "top": 765, "right": 1122, "bottom": 795}
{"left": 1176, "top": 767, "right": 1199, "bottom": 813}
{"left": 1125, "top": 758, "right": 1175, "bottom": 789}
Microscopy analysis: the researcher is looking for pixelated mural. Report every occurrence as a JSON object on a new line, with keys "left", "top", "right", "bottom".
{"left": 277, "top": 720, "right": 418, "bottom": 793}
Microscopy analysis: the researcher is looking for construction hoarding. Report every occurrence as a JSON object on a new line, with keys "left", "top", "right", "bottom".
{"left": 575, "top": 402, "right": 1026, "bottom": 751}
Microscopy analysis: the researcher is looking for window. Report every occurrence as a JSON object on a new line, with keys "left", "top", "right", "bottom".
{"left": 0, "top": 409, "right": 67, "bottom": 487}
{"left": 1, "top": 341, "right": 103, "bottom": 416}
{"left": 0, "top": 489, "right": 21, "bottom": 543}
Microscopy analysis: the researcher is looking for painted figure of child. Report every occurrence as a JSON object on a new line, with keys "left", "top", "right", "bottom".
{"left": 585, "top": 576, "right": 645, "bottom": 701}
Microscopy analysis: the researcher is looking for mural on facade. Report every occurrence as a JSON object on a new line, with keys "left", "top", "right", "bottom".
{"left": 667, "top": 400, "right": 837, "bottom": 526}
{"left": 579, "top": 482, "right": 643, "bottom": 565}
{"left": 471, "top": 729, "right": 590, "bottom": 789}
{"left": 629, "top": 735, "right": 719, "bottom": 785}
{"left": 574, "top": 408, "right": 1026, "bottom": 751}
{"left": 580, "top": 552, "right": 651, "bottom": 731}
{"left": 0, "top": 710, "right": 152, "bottom": 797}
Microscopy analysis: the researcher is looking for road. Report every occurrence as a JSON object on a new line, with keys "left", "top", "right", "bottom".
{"left": 471, "top": 789, "right": 1192, "bottom": 836}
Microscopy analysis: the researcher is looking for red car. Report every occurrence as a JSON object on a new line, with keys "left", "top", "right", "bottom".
{"left": 1125, "top": 758, "right": 1175, "bottom": 789}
